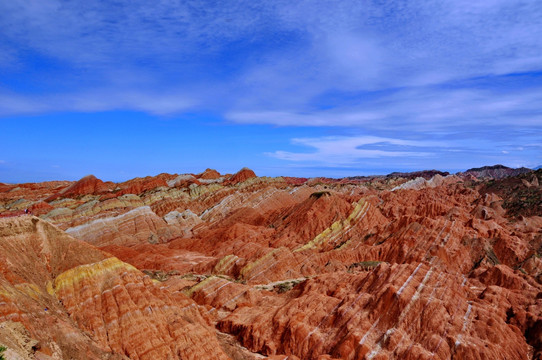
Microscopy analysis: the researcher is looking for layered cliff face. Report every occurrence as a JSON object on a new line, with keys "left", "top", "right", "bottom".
{"left": 65, "top": 205, "right": 184, "bottom": 246}
{"left": 45, "top": 175, "right": 111, "bottom": 202}
{"left": 0, "top": 167, "right": 541, "bottom": 359}
{"left": 207, "top": 264, "right": 536, "bottom": 359}
{"left": 0, "top": 216, "right": 230, "bottom": 359}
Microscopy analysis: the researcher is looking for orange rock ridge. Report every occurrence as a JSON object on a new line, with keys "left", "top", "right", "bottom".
{"left": 0, "top": 216, "right": 230, "bottom": 359}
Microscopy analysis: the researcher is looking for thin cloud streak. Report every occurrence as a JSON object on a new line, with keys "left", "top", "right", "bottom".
{"left": 266, "top": 136, "right": 439, "bottom": 165}
{"left": 267, "top": 133, "right": 542, "bottom": 171}
{"left": 227, "top": 87, "right": 542, "bottom": 130}
{"left": 0, "top": 90, "right": 194, "bottom": 116}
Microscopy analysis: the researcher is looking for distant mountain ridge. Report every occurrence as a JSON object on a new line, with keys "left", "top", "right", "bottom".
{"left": 0, "top": 165, "right": 533, "bottom": 193}
{"left": 346, "top": 165, "right": 529, "bottom": 182}
{"left": 457, "top": 164, "right": 532, "bottom": 180}
{"left": 480, "top": 168, "right": 542, "bottom": 217}
{"left": 386, "top": 169, "right": 450, "bottom": 180}
{"left": 346, "top": 169, "right": 449, "bottom": 181}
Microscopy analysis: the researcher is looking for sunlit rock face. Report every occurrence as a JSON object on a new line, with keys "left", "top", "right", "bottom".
{"left": 65, "top": 206, "right": 183, "bottom": 246}
{"left": 1, "top": 168, "right": 541, "bottom": 359}
{"left": 45, "top": 174, "right": 111, "bottom": 202}
{"left": 0, "top": 216, "right": 230, "bottom": 359}
{"left": 197, "top": 168, "right": 222, "bottom": 180}
{"left": 225, "top": 167, "right": 257, "bottom": 185}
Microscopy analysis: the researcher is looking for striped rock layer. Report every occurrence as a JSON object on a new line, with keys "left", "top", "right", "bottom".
{"left": 0, "top": 168, "right": 541, "bottom": 359}
{"left": 0, "top": 216, "right": 229, "bottom": 359}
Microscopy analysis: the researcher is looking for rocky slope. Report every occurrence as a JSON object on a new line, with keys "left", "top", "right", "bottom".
{"left": 480, "top": 169, "right": 542, "bottom": 218}
{"left": 0, "top": 216, "right": 230, "bottom": 359}
{"left": 458, "top": 164, "right": 532, "bottom": 180}
{"left": 0, "top": 167, "right": 540, "bottom": 359}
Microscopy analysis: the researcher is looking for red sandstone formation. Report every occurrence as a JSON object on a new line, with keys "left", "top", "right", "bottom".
{"left": 0, "top": 167, "right": 541, "bottom": 359}
{"left": 283, "top": 177, "right": 309, "bottom": 185}
{"left": 167, "top": 174, "right": 202, "bottom": 188}
{"left": 198, "top": 168, "right": 222, "bottom": 180}
{"left": 29, "top": 201, "right": 54, "bottom": 216}
{"left": 0, "top": 183, "right": 13, "bottom": 193}
{"left": 0, "top": 216, "right": 230, "bottom": 359}
{"left": 46, "top": 175, "right": 110, "bottom": 201}
{"left": 64, "top": 206, "right": 183, "bottom": 247}
{"left": 115, "top": 176, "right": 169, "bottom": 196}
{"left": 225, "top": 167, "right": 257, "bottom": 185}
{"left": 0, "top": 181, "right": 71, "bottom": 204}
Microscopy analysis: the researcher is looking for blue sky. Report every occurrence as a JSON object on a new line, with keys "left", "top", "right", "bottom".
{"left": 1, "top": 0, "right": 541, "bottom": 182}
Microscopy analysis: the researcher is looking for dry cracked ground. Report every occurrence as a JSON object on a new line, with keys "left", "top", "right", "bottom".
{"left": 0, "top": 166, "right": 541, "bottom": 360}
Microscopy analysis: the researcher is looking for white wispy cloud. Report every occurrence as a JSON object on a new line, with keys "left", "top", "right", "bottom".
{"left": 0, "top": 90, "right": 194, "bottom": 116}
{"left": 267, "top": 132, "right": 542, "bottom": 171}
{"left": 266, "top": 136, "right": 440, "bottom": 165}
{"left": 227, "top": 87, "right": 542, "bottom": 130}
{"left": 0, "top": 0, "right": 541, "bottom": 117}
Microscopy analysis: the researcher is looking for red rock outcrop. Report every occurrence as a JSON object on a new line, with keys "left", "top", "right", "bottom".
{"left": 115, "top": 176, "right": 169, "bottom": 196}
{"left": 211, "top": 264, "right": 535, "bottom": 359}
{"left": 167, "top": 174, "right": 202, "bottom": 188}
{"left": 225, "top": 168, "right": 257, "bottom": 185}
{"left": 65, "top": 206, "right": 183, "bottom": 247}
{"left": 0, "top": 216, "right": 230, "bottom": 359}
{"left": 46, "top": 175, "right": 110, "bottom": 201}
{"left": 29, "top": 201, "right": 54, "bottom": 216}
{"left": 198, "top": 168, "right": 222, "bottom": 180}
{"left": 0, "top": 183, "right": 14, "bottom": 193}
{"left": 283, "top": 177, "right": 308, "bottom": 185}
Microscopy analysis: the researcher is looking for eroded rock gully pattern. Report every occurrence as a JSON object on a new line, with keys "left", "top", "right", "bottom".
{"left": 0, "top": 216, "right": 229, "bottom": 359}
{"left": 1, "top": 168, "right": 541, "bottom": 359}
